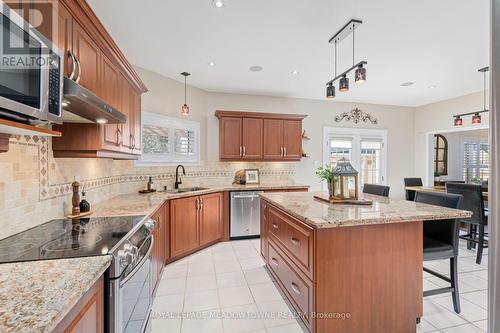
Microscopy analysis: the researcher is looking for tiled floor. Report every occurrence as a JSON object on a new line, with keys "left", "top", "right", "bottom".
{"left": 149, "top": 238, "right": 488, "bottom": 333}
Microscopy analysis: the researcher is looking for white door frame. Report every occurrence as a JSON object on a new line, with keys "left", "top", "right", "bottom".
{"left": 322, "top": 126, "right": 388, "bottom": 191}
{"left": 423, "top": 124, "right": 489, "bottom": 186}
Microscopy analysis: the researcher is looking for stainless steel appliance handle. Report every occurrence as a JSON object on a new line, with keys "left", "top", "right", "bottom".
{"left": 74, "top": 55, "right": 82, "bottom": 83}
{"left": 68, "top": 50, "right": 76, "bottom": 80}
{"left": 120, "top": 236, "right": 153, "bottom": 286}
{"left": 232, "top": 194, "right": 261, "bottom": 199}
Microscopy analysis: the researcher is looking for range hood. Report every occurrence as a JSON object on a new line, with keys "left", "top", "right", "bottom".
{"left": 62, "top": 77, "right": 127, "bottom": 124}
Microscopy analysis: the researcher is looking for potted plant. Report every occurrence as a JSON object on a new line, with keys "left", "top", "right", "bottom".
{"left": 316, "top": 165, "right": 334, "bottom": 197}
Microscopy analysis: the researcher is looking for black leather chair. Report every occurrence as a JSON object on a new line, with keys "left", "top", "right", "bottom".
{"left": 404, "top": 177, "right": 423, "bottom": 201}
{"left": 362, "top": 184, "right": 390, "bottom": 197}
{"left": 446, "top": 183, "right": 488, "bottom": 264}
{"left": 414, "top": 191, "right": 463, "bottom": 314}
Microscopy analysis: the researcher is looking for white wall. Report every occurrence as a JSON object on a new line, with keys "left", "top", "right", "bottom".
{"left": 135, "top": 66, "right": 416, "bottom": 197}
{"left": 414, "top": 92, "right": 490, "bottom": 185}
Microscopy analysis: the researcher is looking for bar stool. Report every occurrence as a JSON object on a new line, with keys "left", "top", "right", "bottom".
{"left": 362, "top": 184, "right": 390, "bottom": 197}
{"left": 404, "top": 177, "right": 423, "bottom": 201}
{"left": 414, "top": 191, "right": 463, "bottom": 314}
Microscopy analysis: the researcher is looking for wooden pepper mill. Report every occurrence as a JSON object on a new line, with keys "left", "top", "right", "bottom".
{"left": 71, "top": 181, "right": 81, "bottom": 216}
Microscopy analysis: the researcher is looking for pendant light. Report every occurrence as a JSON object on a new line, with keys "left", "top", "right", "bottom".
{"left": 326, "top": 83, "right": 336, "bottom": 99}
{"left": 454, "top": 116, "right": 463, "bottom": 127}
{"left": 180, "top": 72, "right": 191, "bottom": 116}
{"left": 472, "top": 113, "right": 481, "bottom": 125}
{"left": 355, "top": 64, "right": 366, "bottom": 83}
{"left": 451, "top": 67, "right": 489, "bottom": 126}
{"left": 339, "top": 75, "right": 349, "bottom": 92}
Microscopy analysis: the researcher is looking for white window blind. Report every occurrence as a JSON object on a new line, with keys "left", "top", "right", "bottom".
{"left": 463, "top": 141, "right": 489, "bottom": 182}
{"left": 137, "top": 112, "right": 200, "bottom": 166}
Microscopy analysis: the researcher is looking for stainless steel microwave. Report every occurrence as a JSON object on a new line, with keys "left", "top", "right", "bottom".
{"left": 0, "top": 2, "right": 63, "bottom": 124}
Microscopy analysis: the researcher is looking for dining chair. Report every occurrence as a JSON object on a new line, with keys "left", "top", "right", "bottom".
{"left": 414, "top": 191, "right": 463, "bottom": 314}
{"left": 362, "top": 184, "right": 390, "bottom": 197}
{"left": 446, "top": 183, "right": 488, "bottom": 264}
{"left": 404, "top": 177, "right": 423, "bottom": 201}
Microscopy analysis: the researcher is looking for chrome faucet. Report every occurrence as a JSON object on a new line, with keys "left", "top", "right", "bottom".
{"left": 175, "top": 165, "right": 186, "bottom": 189}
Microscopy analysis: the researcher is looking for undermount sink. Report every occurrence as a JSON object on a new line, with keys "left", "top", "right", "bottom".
{"left": 166, "top": 187, "right": 208, "bottom": 194}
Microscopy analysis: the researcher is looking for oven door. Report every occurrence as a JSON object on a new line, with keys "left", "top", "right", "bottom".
{"left": 0, "top": 3, "right": 49, "bottom": 121}
{"left": 110, "top": 236, "right": 153, "bottom": 333}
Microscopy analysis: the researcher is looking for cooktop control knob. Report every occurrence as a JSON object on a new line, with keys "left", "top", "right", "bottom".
{"left": 144, "top": 219, "right": 156, "bottom": 232}
{"left": 118, "top": 249, "right": 132, "bottom": 269}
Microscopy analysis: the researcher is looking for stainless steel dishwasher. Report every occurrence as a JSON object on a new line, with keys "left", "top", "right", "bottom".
{"left": 230, "top": 191, "right": 264, "bottom": 239}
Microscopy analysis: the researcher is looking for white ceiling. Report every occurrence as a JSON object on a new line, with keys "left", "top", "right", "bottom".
{"left": 87, "top": 0, "right": 489, "bottom": 107}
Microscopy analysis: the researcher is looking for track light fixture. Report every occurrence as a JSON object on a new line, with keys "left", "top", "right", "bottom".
{"left": 325, "top": 19, "right": 367, "bottom": 99}
{"left": 452, "top": 67, "right": 489, "bottom": 126}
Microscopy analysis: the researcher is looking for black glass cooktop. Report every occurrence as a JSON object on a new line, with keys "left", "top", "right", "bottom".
{"left": 0, "top": 215, "right": 146, "bottom": 264}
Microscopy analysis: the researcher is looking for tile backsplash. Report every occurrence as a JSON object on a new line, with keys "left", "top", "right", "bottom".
{"left": 0, "top": 136, "right": 297, "bottom": 239}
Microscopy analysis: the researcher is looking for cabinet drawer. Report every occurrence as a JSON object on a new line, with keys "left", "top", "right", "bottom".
{"left": 268, "top": 240, "right": 313, "bottom": 330}
{"left": 268, "top": 206, "right": 314, "bottom": 279}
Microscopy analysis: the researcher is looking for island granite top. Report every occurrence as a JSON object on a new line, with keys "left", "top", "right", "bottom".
{"left": 260, "top": 191, "right": 473, "bottom": 229}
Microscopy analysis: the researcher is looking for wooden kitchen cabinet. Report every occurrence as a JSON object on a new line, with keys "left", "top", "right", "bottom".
{"left": 169, "top": 193, "right": 224, "bottom": 259}
{"left": 215, "top": 111, "right": 306, "bottom": 161}
{"left": 219, "top": 117, "right": 242, "bottom": 159}
{"left": 72, "top": 21, "right": 101, "bottom": 94}
{"left": 51, "top": 0, "right": 147, "bottom": 159}
{"left": 199, "top": 192, "right": 223, "bottom": 246}
{"left": 54, "top": 276, "right": 104, "bottom": 333}
{"left": 170, "top": 196, "right": 200, "bottom": 258}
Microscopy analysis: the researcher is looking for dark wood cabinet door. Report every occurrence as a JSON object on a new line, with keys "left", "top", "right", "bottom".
{"left": 101, "top": 55, "right": 122, "bottom": 151}
{"left": 199, "top": 192, "right": 223, "bottom": 246}
{"left": 263, "top": 119, "right": 284, "bottom": 160}
{"left": 283, "top": 120, "right": 302, "bottom": 160}
{"left": 242, "top": 118, "right": 263, "bottom": 159}
{"left": 170, "top": 196, "right": 200, "bottom": 257}
{"left": 72, "top": 22, "right": 100, "bottom": 94}
{"left": 219, "top": 117, "right": 242, "bottom": 159}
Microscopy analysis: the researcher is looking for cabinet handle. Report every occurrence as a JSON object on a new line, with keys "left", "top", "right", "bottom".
{"left": 195, "top": 198, "right": 200, "bottom": 210}
{"left": 271, "top": 223, "right": 278, "bottom": 229}
{"left": 283, "top": 147, "right": 287, "bottom": 157}
{"left": 67, "top": 50, "right": 77, "bottom": 80}
{"left": 243, "top": 146, "right": 246, "bottom": 156}
{"left": 291, "top": 238, "right": 300, "bottom": 247}
{"left": 280, "top": 147, "right": 283, "bottom": 157}
{"left": 116, "top": 128, "right": 122, "bottom": 145}
{"left": 200, "top": 198, "right": 203, "bottom": 210}
{"left": 130, "top": 135, "right": 135, "bottom": 150}
{"left": 291, "top": 282, "right": 301, "bottom": 295}
{"left": 271, "top": 258, "right": 279, "bottom": 266}
{"left": 239, "top": 146, "right": 242, "bottom": 157}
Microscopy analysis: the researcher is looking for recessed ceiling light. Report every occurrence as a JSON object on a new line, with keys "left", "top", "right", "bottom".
{"left": 291, "top": 70, "right": 299, "bottom": 75}
{"left": 249, "top": 66, "right": 263, "bottom": 72}
{"left": 428, "top": 85, "right": 437, "bottom": 89}
{"left": 400, "top": 82, "right": 414, "bottom": 87}
{"left": 212, "top": 0, "right": 224, "bottom": 8}
{"left": 208, "top": 61, "right": 216, "bottom": 67}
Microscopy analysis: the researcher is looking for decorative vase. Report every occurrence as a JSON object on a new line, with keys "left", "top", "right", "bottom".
{"left": 327, "top": 180, "right": 334, "bottom": 198}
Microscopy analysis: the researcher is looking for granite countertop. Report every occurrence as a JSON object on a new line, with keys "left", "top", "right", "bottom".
{"left": 92, "top": 183, "right": 309, "bottom": 218}
{"left": 261, "top": 191, "right": 473, "bottom": 229}
{"left": 0, "top": 255, "right": 111, "bottom": 333}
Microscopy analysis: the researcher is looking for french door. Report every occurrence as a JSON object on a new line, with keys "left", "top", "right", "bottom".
{"left": 323, "top": 127, "right": 388, "bottom": 191}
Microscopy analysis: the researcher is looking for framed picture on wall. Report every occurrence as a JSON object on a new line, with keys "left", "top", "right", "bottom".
{"left": 245, "top": 169, "right": 260, "bottom": 184}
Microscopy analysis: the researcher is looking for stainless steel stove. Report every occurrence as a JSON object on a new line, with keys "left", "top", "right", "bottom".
{"left": 0, "top": 215, "right": 156, "bottom": 333}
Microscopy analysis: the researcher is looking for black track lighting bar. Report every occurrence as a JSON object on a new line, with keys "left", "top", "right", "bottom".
{"left": 328, "top": 19, "right": 363, "bottom": 44}
{"left": 453, "top": 110, "right": 489, "bottom": 118}
{"left": 326, "top": 61, "right": 367, "bottom": 86}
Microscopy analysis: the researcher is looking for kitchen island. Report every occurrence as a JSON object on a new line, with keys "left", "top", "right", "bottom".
{"left": 260, "top": 191, "right": 472, "bottom": 333}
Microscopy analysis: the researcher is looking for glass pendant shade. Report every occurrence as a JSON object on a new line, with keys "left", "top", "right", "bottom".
{"left": 472, "top": 113, "right": 481, "bottom": 125}
{"left": 339, "top": 75, "right": 349, "bottom": 92}
{"left": 326, "top": 84, "right": 336, "bottom": 99}
{"left": 454, "top": 116, "right": 463, "bottom": 127}
{"left": 355, "top": 65, "right": 366, "bottom": 83}
{"left": 181, "top": 103, "right": 190, "bottom": 116}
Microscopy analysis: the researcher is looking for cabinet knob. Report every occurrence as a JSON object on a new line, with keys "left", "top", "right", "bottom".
{"left": 271, "top": 223, "right": 278, "bottom": 229}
